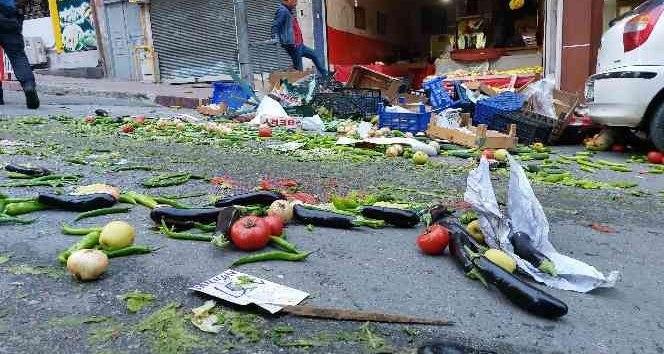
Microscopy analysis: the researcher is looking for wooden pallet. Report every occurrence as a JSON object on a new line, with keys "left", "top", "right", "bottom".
{"left": 426, "top": 113, "right": 518, "bottom": 150}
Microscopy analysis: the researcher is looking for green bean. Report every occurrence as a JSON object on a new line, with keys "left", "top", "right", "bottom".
{"left": 111, "top": 165, "right": 158, "bottom": 172}
{"left": 609, "top": 165, "right": 632, "bottom": 172}
{"left": 74, "top": 207, "right": 131, "bottom": 222}
{"left": 118, "top": 193, "right": 137, "bottom": 205}
{"left": 6, "top": 172, "right": 33, "bottom": 179}
{"left": 125, "top": 191, "right": 158, "bottom": 209}
{"left": 160, "top": 192, "right": 207, "bottom": 200}
{"left": 4, "top": 201, "right": 49, "bottom": 216}
{"left": 143, "top": 173, "right": 192, "bottom": 188}
{"left": 0, "top": 174, "right": 79, "bottom": 187}
{"left": 159, "top": 220, "right": 213, "bottom": 241}
{"left": 0, "top": 197, "right": 37, "bottom": 203}
{"left": 232, "top": 251, "right": 313, "bottom": 267}
{"left": 580, "top": 166, "right": 596, "bottom": 173}
{"left": 57, "top": 231, "right": 101, "bottom": 264}
{"left": 270, "top": 236, "right": 299, "bottom": 254}
{"left": 0, "top": 215, "right": 37, "bottom": 224}
{"left": 62, "top": 223, "right": 102, "bottom": 235}
{"left": 103, "top": 245, "right": 154, "bottom": 258}
{"left": 153, "top": 197, "right": 191, "bottom": 209}
{"left": 193, "top": 222, "right": 216, "bottom": 232}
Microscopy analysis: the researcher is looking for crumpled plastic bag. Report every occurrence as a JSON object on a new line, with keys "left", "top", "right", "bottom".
{"left": 301, "top": 115, "right": 325, "bottom": 132}
{"left": 523, "top": 76, "right": 557, "bottom": 118}
{"left": 464, "top": 156, "right": 620, "bottom": 293}
{"left": 250, "top": 96, "right": 289, "bottom": 126}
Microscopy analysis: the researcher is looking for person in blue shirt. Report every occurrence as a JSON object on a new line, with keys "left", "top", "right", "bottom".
{"left": 0, "top": 0, "right": 39, "bottom": 108}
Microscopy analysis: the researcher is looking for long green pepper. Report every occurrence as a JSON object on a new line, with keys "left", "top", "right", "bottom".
{"left": 232, "top": 251, "right": 313, "bottom": 267}
{"left": 74, "top": 206, "right": 131, "bottom": 222}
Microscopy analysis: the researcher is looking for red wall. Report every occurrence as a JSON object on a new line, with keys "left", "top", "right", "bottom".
{"left": 327, "top": 27, "right": 394, "bottom": 65}
{"left": 561, "top": 0, "right": 604, "bottom": 93}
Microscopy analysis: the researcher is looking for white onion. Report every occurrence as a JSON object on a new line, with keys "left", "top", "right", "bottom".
{"left": 67, "top": 249, "right": 109, "bottom": 281}
{"left": 268, "top": 200, "right": 294, "bottom": 223}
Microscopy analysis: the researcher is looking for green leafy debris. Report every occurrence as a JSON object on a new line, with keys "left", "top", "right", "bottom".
{"left": 136, "top": 303, "right": 205, "bottom": 354}
{"left": 226, "top": 312, "right": 263, "bottom": 343}
{"left": 6, "top": 265, "right": 66, "bottom": 278}
{"left": 117, "top": 291, "right": 156, "bottom": 313}
{"left": 87, "top": 322, "right": 125, "bottom": 347}
{"left": 0, "top": 252, "right": 14, "bottom": 264}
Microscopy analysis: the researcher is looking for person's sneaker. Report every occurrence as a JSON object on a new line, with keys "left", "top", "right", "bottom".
{"left": 25, "top": 89, "right": 39, "bottom": 109}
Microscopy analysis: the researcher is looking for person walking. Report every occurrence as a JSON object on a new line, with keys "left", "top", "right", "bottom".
{"left": 0, "top": 0, "right": 39, "bottom": 108}
{"left": 271, "top": 0, "right": 328, "bottom": 78}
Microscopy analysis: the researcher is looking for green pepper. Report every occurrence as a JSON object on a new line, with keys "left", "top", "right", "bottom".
{"left": 103, "top": 245, "right": 154, "bottom": 258}
{"left": 4, "top": 201, "right": 49, "bottom": 216}
{"left": 62, "top": 223, "right": 102, "bottom": 235}
{"left": 270, "top": 236, "right": 299, "bottom": 254}
{"left": 74, "top": 206, "right": 131, "bottom": 222}
{"left": 57, "top": 231, "right": 101, "bottom": 264}
{"left": 232, "top": 251, "right": 313, "bottom": 267}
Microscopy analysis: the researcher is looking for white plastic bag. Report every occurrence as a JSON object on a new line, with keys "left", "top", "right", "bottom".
{"left": 250, "top": 96, "right": 289, "bottom": 126}
{"left": 464, "top": 156, "right": 620, "bottom": 293}
{"left": 301, "top": 115, "right": 325, "bottom": 132}
{"left": 523, "top": 76, "right": 556, "bottom": 118}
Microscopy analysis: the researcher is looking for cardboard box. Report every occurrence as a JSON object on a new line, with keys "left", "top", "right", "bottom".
{"left": 268, "top": 69, "right": 315, "bottom": 92}
{"left": 346, "top": 66, "right": 403, "bottom": 103}
{"left": 427, "top": 113, "right": 517, "bottom": 149}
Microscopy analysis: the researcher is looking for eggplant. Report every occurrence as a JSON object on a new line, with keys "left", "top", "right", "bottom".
{"left": 214, "top": 191, "right": 285, "bottom": 207}
{"left": 448, "top": 232, "right": 474, "bottom": 274}
{"left": 359, "top": 206, "right": 420, "bottom": 228}
{"left": 37, "top": 193, "right": 116, "bottom": 212}
{"left": 473, "top": 255, "right": 568, "bottom": 319}
{"left": 5, "top": 164, "right": 52, "bottom": 177}
{"left": 510, "top": 231, "right": 558, "bottom": 277}
{"left": 427, "top": 205, "right": 453, "bottom": 224}
{"left": 436, "top": 219, "right": 487, "bottom": 253}
{"left": 293, "top": 204, "right": 354, "bottom": 229}
{"left": 215, "top": 207, "right": 241, "bottom": 236}
{"left": 150, "top": 206, "right": 222, "bottom": 229}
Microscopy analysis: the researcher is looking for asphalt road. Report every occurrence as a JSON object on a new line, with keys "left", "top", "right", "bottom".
{"left": 1, "top": 92, "right": 663, "bottom": 354}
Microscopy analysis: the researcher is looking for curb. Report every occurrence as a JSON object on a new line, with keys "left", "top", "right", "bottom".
{"left": 2, "top": 81, "right": 208, "bottom": 109}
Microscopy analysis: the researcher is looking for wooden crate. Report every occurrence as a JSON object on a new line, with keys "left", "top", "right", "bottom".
{"left": 345, "top": 66, "right": 403, "bottom": 103}
{"left": 427, "top": 113, "right": 518, "bottom": 150}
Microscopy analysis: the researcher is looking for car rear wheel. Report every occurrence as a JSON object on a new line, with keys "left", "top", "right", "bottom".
{"left": 650, "top": 102, "right": 664, "bottom": 151}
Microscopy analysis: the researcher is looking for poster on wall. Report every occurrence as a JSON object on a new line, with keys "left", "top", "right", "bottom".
{"left": 56, "top": 0, "right": 98, "bottom": 52}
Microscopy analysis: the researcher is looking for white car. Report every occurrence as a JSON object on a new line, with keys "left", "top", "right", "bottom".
{"left": 585, "top": 0, "right": 664, "bottom": 150}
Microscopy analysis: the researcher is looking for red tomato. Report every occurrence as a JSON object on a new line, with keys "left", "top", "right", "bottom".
{"left": 481, "top": 149, "right": 494, "bottom": 160}
{"left": 259, "top": 127, "right": 272, "bottom": 138}
{"left": 134, "top": 115, "right": 146, "bottom": 124}
{"left": 121, "top": 125, "right": 135, "bottom": 134}
{"left": 417, "top": 225, "right": 450, "bottom": 255}
{"left": 84, "top": 116, "right": 96, "bottom": 123}
{"left": 262, "top": 215, "right": 284, "bottom": 236}
{"left": 230, "top": 216, "right": 270, "bottom": 251}
{"left": 611, "top": 145, "right": 626, "bottom": 153}
{"left": 647, "top": 151, "right": 664, "bottom": 164}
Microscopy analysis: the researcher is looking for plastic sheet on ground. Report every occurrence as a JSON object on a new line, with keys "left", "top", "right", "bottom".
{"left": 464, "top": 156, "right": 620, "bottom": 293}
{"left": 301, "top": 115, "right": 325, "bottom": 132}
{"left": 336, "top": 137, "right": 437, "bottom": 156}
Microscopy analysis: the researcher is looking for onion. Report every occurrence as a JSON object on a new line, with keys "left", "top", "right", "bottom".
{"left": 100, "top": 221, "right": 135, "bottom": 251}
{"left": 385, "top": 146, "right": 400, "bottom": 157}
{"left": 267, "top": 200, "right": 294, "bottom": 223}
{"left": 428, "top": 141, "right": 441, "bottom": 154}
{"left": 67, "top": 249, "right": 109, "bottom": 281}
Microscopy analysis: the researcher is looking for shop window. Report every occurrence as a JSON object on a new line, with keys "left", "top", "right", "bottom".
{"left": 377, "top": 11, "right": 387, "bottom": 35}
{"left": 354, "top": 7, "right": 366, "bottom": 30}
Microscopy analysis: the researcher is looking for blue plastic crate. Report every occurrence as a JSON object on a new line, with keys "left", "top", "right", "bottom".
{"left": 378, "top": 104, "right": 431, "bottom": 134}
{"left": 211, "top": 81, "right": 251, "bottom": 110}
{"left": 422, "top": 76, "right": 453, "bottom": 110}
{"left": 473, "top": 92, "right": 525, "bottom": 125}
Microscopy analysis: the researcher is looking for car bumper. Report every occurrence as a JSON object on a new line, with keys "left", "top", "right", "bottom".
{"left": 585, "top": 66, "right": 663, "bottom": 127}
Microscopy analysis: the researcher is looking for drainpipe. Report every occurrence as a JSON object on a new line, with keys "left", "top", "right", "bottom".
{"left": 234, "top": 0, "right": 254, "bottom": 87}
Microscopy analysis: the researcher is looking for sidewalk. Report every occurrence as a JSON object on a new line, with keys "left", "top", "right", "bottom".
{"left": 2, "top": 74, "right": 213, "bottom": 108}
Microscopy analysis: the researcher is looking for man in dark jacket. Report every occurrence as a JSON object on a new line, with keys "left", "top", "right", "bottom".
{"left": 0, "top": 0, "right": 39, "bottom": 108}
{"left": 272, "top": 0, "right": 327, "bottom": 77}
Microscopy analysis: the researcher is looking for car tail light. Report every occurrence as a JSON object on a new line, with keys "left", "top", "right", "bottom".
{"left": 623, "top": 4, "right": 664, "bottom": 52}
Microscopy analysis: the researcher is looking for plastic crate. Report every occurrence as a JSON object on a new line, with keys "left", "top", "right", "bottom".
{"left": 490, "top": 110, "right": 559, "bottom": 145}
{"left": 473, "top": 92, "right": 525, "bottom": 125}
{"left": 211, "top": 81, "right": 252, "bottom": 110}
{"left": 422, "top": 76, "right": 453, "bottom": 110}
{"left": 284, "top": 105, "right": 315, "bottom": 117}
{"left": 378, "top": 104, "right": 431, "bottom": 134}
{"left": 311, "top": 88, "right": 381, "bottom": 118}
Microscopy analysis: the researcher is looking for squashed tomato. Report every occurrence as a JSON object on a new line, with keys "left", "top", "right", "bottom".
{"left": 262, "top": 215, "right": 284, "bottom": 236}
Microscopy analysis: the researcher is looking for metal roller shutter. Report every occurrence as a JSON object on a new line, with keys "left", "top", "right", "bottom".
{"left": 246, "top": 0, "right": 293, "bottom": 73}
{"left": 150, "top": 0, "right": 239, "bottom": 82}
